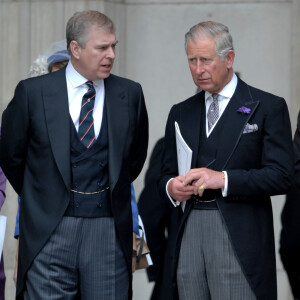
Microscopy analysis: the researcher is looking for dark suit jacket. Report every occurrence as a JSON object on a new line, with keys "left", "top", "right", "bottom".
{"left": 159, "top": 78, "right": 294, "bottom": 300}
{"left": 0, "top": 67, "right": 148, "bottom": 299}
{"left": 279, "top": 111, "right": 300, "bottom": 298}
{"left": 138, "top": 138, "right": 182, "bottom": 300}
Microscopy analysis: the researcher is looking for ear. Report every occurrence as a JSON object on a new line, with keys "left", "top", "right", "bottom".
{"left": 69, "top": 40, "right": 81, "bottom": 60}
{"left": 226, "top": 50, "right": 235, "bottom": 69}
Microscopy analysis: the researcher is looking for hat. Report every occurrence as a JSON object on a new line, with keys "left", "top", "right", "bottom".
{"left": 47, "top": 49, "right": 70, "bottom": 69}
{"left": 28, "top": 40, "right": 69, "bottom": 77}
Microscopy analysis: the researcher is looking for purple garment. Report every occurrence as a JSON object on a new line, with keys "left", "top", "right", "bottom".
{"left": 0, "top": 128, "right": 6, "bottom": 299}
{"left": 0, "top": 168, "right": 6, "bottom": 209}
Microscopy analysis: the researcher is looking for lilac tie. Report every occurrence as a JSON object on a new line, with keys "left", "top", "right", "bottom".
{"left": 78, "top": 81, "right": 96, "bottom": 148}
{"left": 207, "top": 93, "right": 219, "bottom": 132}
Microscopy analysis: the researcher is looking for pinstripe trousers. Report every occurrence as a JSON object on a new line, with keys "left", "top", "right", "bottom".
{"left": 24, "top": 216, "right": 129, "bottom": 300}
{"left": 177, "top": 209, "right": 256, "bottom": 300}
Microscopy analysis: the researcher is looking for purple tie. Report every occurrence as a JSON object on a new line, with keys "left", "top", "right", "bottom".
{"left": 207, "top": 93, "right": 219, "bottom": 132}
{"left": 78, "top": 81, "right": 96, "bottom": 148}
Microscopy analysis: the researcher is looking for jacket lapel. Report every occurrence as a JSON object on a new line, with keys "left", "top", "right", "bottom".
{"left": 175, "top": 92, "right": 203, "bottom": 215}
{"left": 43, "top": 68, "right": 71, "bottom": 190}
{"left": 105, "top": 75, "right": 128, "bottom": 192}
{"left": 214, "top": 79, "right": 259, "bottom": 171}
{"left": 178, "top": 92, "right": 204, "bottom": 169}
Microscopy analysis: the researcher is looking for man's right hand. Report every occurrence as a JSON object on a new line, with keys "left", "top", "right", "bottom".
{"left": 167, "top": 176, "right": 194, "bottom": 202}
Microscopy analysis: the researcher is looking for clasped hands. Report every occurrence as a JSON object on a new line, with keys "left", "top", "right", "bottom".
{"left": 167, "top": 168, "right": 225, "bottom": 202}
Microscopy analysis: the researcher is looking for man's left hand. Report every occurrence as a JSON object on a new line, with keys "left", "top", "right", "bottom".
{"left": 183, "top": 168, "right": 225, "bottom": 197}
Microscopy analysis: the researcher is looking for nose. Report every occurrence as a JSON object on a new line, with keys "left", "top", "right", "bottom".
{"left": 106, "top": 46, "right": 115, "bottom": 59}
{"left": 195, "top": 61, "right": 205, "bottom": 75}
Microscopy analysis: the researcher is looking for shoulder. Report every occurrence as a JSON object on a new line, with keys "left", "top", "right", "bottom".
{"left": 169, "top": 91, "right": 203, "bottom": 115}
{"left": 17, "top": 67, "right": 64, "bottom": 90}
{"left": 239, "top": 79, "right": 285, "bottom": 106}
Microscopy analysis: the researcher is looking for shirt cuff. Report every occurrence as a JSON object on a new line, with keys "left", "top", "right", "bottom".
{"left": 221, "top": 171, "right": 228, "bottom": 197}
{"left": 166, "top": 178, "right": 180, "bottom": 207}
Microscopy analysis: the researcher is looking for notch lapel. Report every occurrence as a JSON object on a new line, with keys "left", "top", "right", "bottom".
{"left": 214, "top": 80, "right": 259, "bottom": 171}
{"left": 175, "top": 92, "right": 204, "bottom": 216}
{"left": 177, "top": 92, "right": 204, "bottom": 169}
{"left": 105, "top": 75, "right": 128, "bottom": 192}
{"left": 43, "top": 68, "right": 71, "bottom": 190}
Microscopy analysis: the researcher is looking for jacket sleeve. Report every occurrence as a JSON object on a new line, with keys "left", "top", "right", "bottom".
{"left": 129, "top": 84, "right": 149, "bottom": 182}
{"left": 158, "top": 105, "right": 179, "bottom": 204}
{"left": 292, "top": 111, "right": 300, "bottom": 190}
{"left": 0, "top": 80, "right": 29, "bottom": 195}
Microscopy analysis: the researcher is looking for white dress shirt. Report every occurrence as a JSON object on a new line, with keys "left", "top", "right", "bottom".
{"left": 167, "top": 73, "right": 238, "bottom": 207}
{"left": 66, "top": 61, "right": 105, "bottom": 138}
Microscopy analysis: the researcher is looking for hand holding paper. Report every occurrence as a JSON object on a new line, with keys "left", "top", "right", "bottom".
{"left": 173, "top": 122, "right": 193, "bottom": 210}
{"left": 175, "top": 122, "right": 192, "bottom": 176}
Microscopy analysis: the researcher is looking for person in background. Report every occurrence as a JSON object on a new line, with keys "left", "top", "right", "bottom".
{"left": 159, "top": 21, "right": 293, "bottom": 300}
{"left": 47, "top": 50, "right": 70, "bottom": 73}
{"left": 1, "top": 10, "right": 148, "bottom": 299}
{"left": 0, "top": 138, "right": 6, "bottom": 300}
{"left": 280, "top": 110, "right": 300, "bottom": 300}
{"left": 138, "top": 137, "right": 181, "bottom": 300}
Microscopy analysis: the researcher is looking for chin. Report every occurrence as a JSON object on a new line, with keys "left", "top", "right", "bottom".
{"left": 198, "top": 84, "right": 211, "bottom": 92}
{"left": 100, "top": 72, "right": 111, "bottom": 79}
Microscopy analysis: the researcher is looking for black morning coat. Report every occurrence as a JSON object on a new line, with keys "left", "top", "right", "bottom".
{"left": 159, "top": 78, "right": 294, "bottom": 300}
{"left": 0, "top": 66, "right": 148, "bottom": 299}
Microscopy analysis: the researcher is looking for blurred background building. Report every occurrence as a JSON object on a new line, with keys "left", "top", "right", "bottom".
{"left": 0, "top": 0, "right": 299, "bottom": 299}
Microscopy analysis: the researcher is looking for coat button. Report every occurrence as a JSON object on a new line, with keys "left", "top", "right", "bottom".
{"left": 74, "top": 183, "right": 78, "bottom": 188}
{"left": 73, "top": 163, "right": 78, "bottom": 168}
{"left": 97, "top": 203, "right": 102, "bottom": 208}
{"left": 75, "top": 202, "right": 79, "bottom": 208}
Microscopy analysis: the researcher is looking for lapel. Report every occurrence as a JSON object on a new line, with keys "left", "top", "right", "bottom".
{"left": 105, "top": 75, "right": 128, "bottom": 192}
{"left": 178, "top": 92, "right": 204, "bottom": 168}
{"left": 43, "top": 67, "right": 71, "bottom": 190}
{"left": 213, "top": 79, "right": 259, "bottom": 171}
{"left": 175, "top": 92, "right": 204, "bottom": 216}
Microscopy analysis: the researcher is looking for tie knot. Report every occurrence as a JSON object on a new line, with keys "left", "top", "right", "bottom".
{"left": 86, "top": 81, "right": 94, "bottom": 88}
{"left": 212, "top": 93, "right": 219, "bottom": 102}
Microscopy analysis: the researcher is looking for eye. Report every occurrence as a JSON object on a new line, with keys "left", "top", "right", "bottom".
{"left": 201, "top": 58, "right": 211, "bottom": 65}
{"left": 97, "top": 46, "right": 108, "bottom": 51}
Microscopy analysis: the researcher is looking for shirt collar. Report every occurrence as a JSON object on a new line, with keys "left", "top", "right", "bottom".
{"left": 66, "top": 61, "right": 103, "bottom": 89}
{"left": 204, "top": 72, "right": 238, "bottom": 102}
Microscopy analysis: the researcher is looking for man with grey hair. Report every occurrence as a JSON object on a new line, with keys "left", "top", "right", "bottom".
{"left": 0, "top": 10, "right": 148, "bottom": 299}
{"left": 159, "top": 21, "right": 293, "bottom": 300}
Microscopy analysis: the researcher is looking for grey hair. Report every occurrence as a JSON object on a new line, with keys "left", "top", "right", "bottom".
{"left": 66, "top": 10, "right": 115, "bottom": 55}
{"left": 185, "top": 21, "right": 234, "bottom": 60}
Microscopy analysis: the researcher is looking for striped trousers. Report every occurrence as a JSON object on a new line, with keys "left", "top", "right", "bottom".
{"left": 24, "top": 216, "right": 129, "bottom": 300}
{"left": 177, "top": 209, "right": 256, "bottom": 300}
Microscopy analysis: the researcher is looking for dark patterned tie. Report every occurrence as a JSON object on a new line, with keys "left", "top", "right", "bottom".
{"left": 207, "top": 93, "right": 219, "bottom": 132}
{"left": 78, "top": 81, "right": 96, "bottom": 148}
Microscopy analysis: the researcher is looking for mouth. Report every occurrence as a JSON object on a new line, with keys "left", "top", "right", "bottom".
{"left": 101, "top": 61, "right": 113, "bottom": 70}
{"left": 197, "top": 78, "right": 211, "bottom": 84}
{"left": 101, "top": 64, "right": 111, "bottom": 69}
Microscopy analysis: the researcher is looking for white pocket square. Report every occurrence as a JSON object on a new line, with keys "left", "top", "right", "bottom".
{"left": 243, "top": 123, "right": 258, "bottom": 134}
